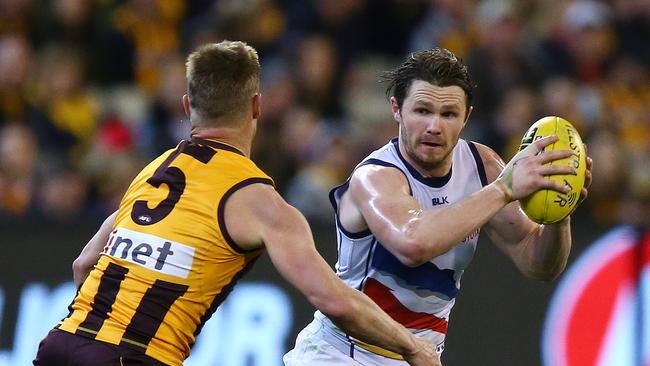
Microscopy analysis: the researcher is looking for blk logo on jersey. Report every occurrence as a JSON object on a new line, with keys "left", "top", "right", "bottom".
{"left": 432, "top": 196, "right": 449, "bottom": 206}
{"left": 104, "top": 227, "right": 195, "bottom": 278}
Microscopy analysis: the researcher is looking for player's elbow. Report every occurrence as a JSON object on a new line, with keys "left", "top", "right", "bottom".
{"left": 525, "top": 271, "right": 557, "bottom": 282}
{"left": 397, "top": 222, "right": 448, "bottom": 267}
{"left": 523, "top": 256, "right": 569, "bottom": 282}
{"left": 313, "top": 295, "right": 354, "bottom": 320}
{"left": 72, "top": 256, "right": 93, "bottom": 282}
{"left": 72, "top": 257, "right": 85, "bottom": 275}
{"left": 523, "top": 266, "right": 564, "bottom": 282}
{"left": 309, "top": 281, "right": 360, "bottom": 320}
{"left": 396, "top": 237, "right": 433, "bottom": 267}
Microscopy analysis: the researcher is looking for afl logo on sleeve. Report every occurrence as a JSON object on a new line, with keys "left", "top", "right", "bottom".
{"left": 104, "top": 228, "right": 196, "bottom": 278}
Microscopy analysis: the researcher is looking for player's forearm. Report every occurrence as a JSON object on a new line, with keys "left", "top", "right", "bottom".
{"left": 517, "top": 217, "right": 572, "bottom": 281}
{"left": 404, "top": 181, "right": 507, "bottom": 264}
{"left": 326, "top": 287, "right": 420, "bottom": 359}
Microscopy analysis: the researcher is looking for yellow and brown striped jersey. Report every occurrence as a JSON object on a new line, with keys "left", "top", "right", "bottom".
{"left": 57, "top": 138, "right": 274, "bottom": 366}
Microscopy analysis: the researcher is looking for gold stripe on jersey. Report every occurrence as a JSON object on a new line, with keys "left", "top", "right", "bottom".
{"left": 352, "top": 337, "right": 404, "bottom": 360}
{"left": 58, "top": 139, "right": 273, "bottom": 366}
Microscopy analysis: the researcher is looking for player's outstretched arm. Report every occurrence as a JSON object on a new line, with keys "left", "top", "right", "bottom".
{"left": 72, "top": 211, "right": 117, "bottom": 287}
{"left": 223, "top": 183, "right": 440, "bottom": 366}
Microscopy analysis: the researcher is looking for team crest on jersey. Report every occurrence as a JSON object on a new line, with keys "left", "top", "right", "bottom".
{"left": 104, "top": 227, "right": 195, "bottom": 278}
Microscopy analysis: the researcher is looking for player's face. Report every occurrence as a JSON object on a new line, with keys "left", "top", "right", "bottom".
{"left": 393, "top": 80, "right": 470, "bottom": 176}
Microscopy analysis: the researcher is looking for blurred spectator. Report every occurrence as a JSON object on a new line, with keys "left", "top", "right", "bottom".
{"left": 600, "top": 56, "right": 650, "bottom": 155}
{"left": 409, "top": 0, "right": 478, "bottom": 57}
{"left": 594, "top": 55, "right": 650, "bottom": 224}
{"left": 112, "top": 0, "right": 186, "bottom": 93}
{"left": 293, "top": 34, "right": 343, "bottom": 117}
{"left": 284, "top": 0, "right": 368, "bottom": 62}
{"left": 82, "top": 145, "right": 145, "bottom": 217}
{"left": 539, "top": 77, "right": 591, "bottom": 134}
{"left": 78, "top": 93, "right": 147, "bottom": 217}
{"left": 138, "top": 55, "right": 191, "bottom": 157}
{"left": 543, "top": 0, "right": 617, "bottom": 83}
{"left": 359, "top": 0, "right": 429, "bottom": 56}
{"left": 29, "top": 44, "right": 101, "bottom": 164}
{"left": 180, "top": 1, "right": 222, "bottom": 54}
{"left": 0, "top": 123, "right": 38, "bottom": 216}
{"left": 0, "top": 33, "right": 33, "bottom": 125}
{"left": 612, "top": 0, "right": 650, "bottom": 66}
{"left": 30, "top": 0, "right": 136, "bottom": 85}
{"left": 586, "top": 129, "right": 626, "bottom": 223}
{"left": 465, "top": 0, "right": 543, "bottom": 125}
{"left": 31, "top": 0, "right": 94, "bottom": 48}
{"left": 214, "top": 0, "right": 286, "bottom": 53}
{"left": 261, "top": 106, "right": 322, "bottom": 192}
{"left": 486, "top": 87, "right": 537, "bottom": 159}
{"left": 285, "top": 123, "right": 355, "bottom": 224}
{"left": 250, "top": 60, "right": 298, "bottom": 191}
{"left": 342, "top": 55, "right": 399, "bottom": 153}
{"left": 36, "top": 166, "right": 89, "bottom": 219}
{"left": 0, "top": 0, "right": 34, "bottom": 36}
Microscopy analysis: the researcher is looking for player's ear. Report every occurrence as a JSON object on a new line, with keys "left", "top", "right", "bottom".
{"left": 390, "top": 96, "right": 401, "bottom": 122}
{"left": 463, "top": 106, "right": 473, "bottom": 126}
{"left": 252, "top": 93, "right": 261, "bottom": 119}
{"left": 182, "top": 94, "right": 191, "bottom": 118}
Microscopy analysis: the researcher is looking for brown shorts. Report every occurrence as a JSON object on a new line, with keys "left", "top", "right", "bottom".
{"left": 33, "top": 329, "right": 169, "bottom": 366}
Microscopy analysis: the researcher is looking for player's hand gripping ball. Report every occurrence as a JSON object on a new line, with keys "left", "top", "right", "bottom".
{"left": 519, "top": 116, "right": 586, "bottom": 224}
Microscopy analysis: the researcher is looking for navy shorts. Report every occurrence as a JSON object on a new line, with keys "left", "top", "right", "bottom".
{"left": 33, "top": 329, "right": 169, "bottom": 366}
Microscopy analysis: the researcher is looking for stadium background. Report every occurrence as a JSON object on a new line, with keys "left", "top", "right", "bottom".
{"left": 0, "top": 0, "right": 648, "bottom": 365}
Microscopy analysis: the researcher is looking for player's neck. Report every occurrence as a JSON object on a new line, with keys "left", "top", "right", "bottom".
{"left": 190, "top": 127, "right": 252, "bottom": 157}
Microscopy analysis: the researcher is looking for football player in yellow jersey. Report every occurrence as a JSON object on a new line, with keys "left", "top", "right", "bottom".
{"left": 33, "top": 41, "right": 441, "bottom": 366}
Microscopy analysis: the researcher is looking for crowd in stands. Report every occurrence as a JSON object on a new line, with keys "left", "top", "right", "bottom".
{"left": 0, "top": 0, "right": 648, "bottom": 229}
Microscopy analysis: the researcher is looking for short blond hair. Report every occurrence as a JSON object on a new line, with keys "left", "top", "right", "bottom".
{"left": 186, "top": 40, "right": 260, "bottom": 122}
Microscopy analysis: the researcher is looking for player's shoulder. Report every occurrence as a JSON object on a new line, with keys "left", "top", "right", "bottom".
{"left": 349, "top": 161, "right": 410, "bottom": 197}
{"left": 468, "top": 141, "right": 500, "bottom": 160}
{"left": 226, "top": 182, "right": 287, "bottom": 221}
{"left": 468, "top": 141, "right": 505, "bottom": 182}
{"left": 224, "top": 180, "right": 303, "bottom": 248}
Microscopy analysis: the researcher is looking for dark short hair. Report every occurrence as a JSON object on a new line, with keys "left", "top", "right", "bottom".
{"left": 381, "top": 48, "right": 474, "bottom": 111}
{"left": 186, "top": 40, "right": 260, "bottom": 122}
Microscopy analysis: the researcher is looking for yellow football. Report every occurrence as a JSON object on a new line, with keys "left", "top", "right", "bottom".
{"left": 519, "top": 116, "right": 586, "bottom": 224}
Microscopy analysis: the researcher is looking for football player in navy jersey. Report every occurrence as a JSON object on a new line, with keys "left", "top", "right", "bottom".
{"left": 285, "top": 47, "right": 593, "bottom": 365}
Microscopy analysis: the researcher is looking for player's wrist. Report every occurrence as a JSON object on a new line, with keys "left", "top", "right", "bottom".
{"left": 551, "top": 215, "right": 571, "bottom": 226}
{"left": 493, "top": 178, "right": 512, "bottom": 204}
{"left": 401, "top": 333, "right": 421, "bottom": 359}
{"left": 403, "top": 336, "right": 440, "bottom": 365}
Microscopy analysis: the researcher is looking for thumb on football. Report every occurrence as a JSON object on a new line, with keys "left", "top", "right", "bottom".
{"left": 498, "top": 135, "right": 559, "bottom": 198}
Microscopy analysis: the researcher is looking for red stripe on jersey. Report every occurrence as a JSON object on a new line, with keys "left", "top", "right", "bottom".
{"left": 363, "top": 277, "right": 447, "bottom": 333}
